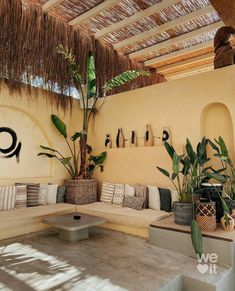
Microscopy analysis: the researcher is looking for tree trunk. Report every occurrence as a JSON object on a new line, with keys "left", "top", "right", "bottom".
{"left": 79, "top": 133, "right": 87, "bottom": 178}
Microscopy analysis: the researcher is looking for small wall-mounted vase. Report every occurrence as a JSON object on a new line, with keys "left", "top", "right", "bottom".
{"left": 144, "top": 124, "right": 154, "bottom": 146}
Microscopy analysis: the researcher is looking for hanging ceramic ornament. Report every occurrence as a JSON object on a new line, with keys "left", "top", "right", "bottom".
{"left": 116, "top": 128, "right": 125, "bottom": 148}
{"left": 162, "top": 127, "right": 172, "bottom": 144}
{"left": 144, "top": 124, "right": 154, "bottom": 146}
{"left": 105, "top": 134, "right": 112, "bottom": 148}
{"left": 130, "top": 130, "right": 137, "bottom": 147}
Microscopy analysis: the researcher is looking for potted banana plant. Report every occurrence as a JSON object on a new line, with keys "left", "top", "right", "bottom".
{"left": 39, "top": 44, "right": 150, "bottom": 204}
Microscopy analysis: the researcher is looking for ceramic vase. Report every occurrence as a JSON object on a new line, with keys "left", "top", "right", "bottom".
{"left": 221, "top": 213, "right": 235, "bottom": 231}
{"left": 144, "top": 124, "right": 154, "bottom": 146}
{"left": 105, "top": 134, "right": 112, "bottom": 148}
{"left": 162, "top": 127, "right": 171, "bottom": 144}
{"left": 116, "top": 128, "right": 125, "bottom": 148}
{"left": 130, "top": 130, "right": 137, "bottom": 147}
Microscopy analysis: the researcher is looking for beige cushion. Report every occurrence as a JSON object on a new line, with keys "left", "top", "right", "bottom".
{"left": 124, "top": 184, "right": 135, "bottom": 197}
{"left": 0, "top": 186, "right": 16, "bottom": 211}
{"left": 76, "top": 202, "right": 171, "bottom": 228}
{"left": 15, "top": 185, "right": 27, "bottom": 209}
{"left": 100, "top": 182, "right": 115, "bottom": 203}
{"left": 148, "top": 185, "right": 160, "bottom": 210}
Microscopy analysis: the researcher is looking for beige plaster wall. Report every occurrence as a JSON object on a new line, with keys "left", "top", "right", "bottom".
{"left": 0, "top": 85, "right": 82, "bottom": 185}
{"left": 93, "top": 65, "right": 235, "bottom": 188}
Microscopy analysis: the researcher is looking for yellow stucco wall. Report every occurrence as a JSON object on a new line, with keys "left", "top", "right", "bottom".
{"left": 1, "top": 65, "right": 235, "bottom": 188}
{"left": 0, "top": 84, "right": 82, "bottom": 185}
{"left": 93, "top": 65, "right": 235, "bottom": 188}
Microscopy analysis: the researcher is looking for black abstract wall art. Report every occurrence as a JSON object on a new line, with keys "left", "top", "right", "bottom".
{"left": 0, "top": 127, "right": 22, "bottom": 163}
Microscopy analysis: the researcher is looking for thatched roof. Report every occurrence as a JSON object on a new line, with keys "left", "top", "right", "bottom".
{"left": 22, "top": 0, "right": 228, "bottom": 80}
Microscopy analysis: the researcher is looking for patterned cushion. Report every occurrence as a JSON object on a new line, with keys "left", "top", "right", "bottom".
{"left": 15, "top": 185, "right": 27, "bottom": 209}
{"left": 57, "top": 185, "right": 66, "bottom": 203}
{"left": 100, "top": 182, "right": 115, "bottom": 203}
{"left": 26, "top": 184, "right": 40, "bottom": 207}
{"left": 112, "top": 184, "right": 125, "bottom": 205}
{"left": 134, "top": 184, "right": 148, "bottom": 208}
{"left": 0, "top": 186, "right": 16, "bottom": 211}
{"left": 38, "top": 184, "right": 48, "bottom": 205}
{"left": 122, "top": 196, "right": 145, "bottom": 210}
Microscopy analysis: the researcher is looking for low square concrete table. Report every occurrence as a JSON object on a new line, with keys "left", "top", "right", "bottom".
{"left": 43, "top": 213, "right": 105, "bottom": 242}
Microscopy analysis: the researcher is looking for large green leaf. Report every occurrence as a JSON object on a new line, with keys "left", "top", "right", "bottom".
{"left": 103, "top": 70, "right": 150, "bottom": 91}
{"left": 220, "top": 196, "right": 230, "bottom": 214}
{"left": 51, "top": 115, "right": 67, "bottom": 138}
{"left": 208, "top": 139, "right": 220, "bottom": 153}
{"left": 59, "top": 157, "right": 72, "bottom": 165}
{"left": 37, "top": 152, "right": 57, "bottom": 158}
{"left": 89, "top": 151, "right": 107, "bottom": 165}
{"left": 164, "top": 142, "right": 175, "bottom": 160}
{"left": 218, "top": 136, "right": 228, "bottom": 157}
{"left": 40, "top": 145, "right": 56, "bottom": 152}
{"left": 186, "top": 138, "right": 196, "bottom": 164}
{"left": 172, "top": 152, "right": 180, "bottom": 174}
{"left": 87, "top": 51, "right": 96, "bottom": 98}
{"left": 205, "top": 172, "right": 227, "bottom": 183}
{"left": 157, "top": 166, "right": 170, "bottom": 178}
{"left": 71, "top": 132, "right": 81, "bottom": 141}
{"left": 191, "top": 219, "right": 203, "bottom": 257}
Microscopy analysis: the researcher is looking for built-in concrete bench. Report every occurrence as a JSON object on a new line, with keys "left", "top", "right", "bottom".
{"left": 0, "top": 203, "right": 76, "bottom": 241}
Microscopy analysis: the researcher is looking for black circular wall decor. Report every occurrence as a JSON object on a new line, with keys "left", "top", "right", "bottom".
{"left": 162, "top": 130, "right": 170, "bottom": 142}
{"left": 0, "top": 127, "right": 22, "bottom": 163}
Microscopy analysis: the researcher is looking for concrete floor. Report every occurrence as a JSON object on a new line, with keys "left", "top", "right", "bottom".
{"left": 0, "top": 228, "right": 230, "bottom": 291}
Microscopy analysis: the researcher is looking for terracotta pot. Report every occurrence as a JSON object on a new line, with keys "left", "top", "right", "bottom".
{"left": 174, "top": 202, "right": 193, "bottom": 226}
{"left": 221, "top": 213, "right": 235, "bottom": 231}
{"left": 65, "top": 179, "right": 97, "bottom": 205}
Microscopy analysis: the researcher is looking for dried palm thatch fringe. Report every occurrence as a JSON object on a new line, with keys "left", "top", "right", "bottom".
{"left": 0, "top": 0, "right": 164, "bottom": 110}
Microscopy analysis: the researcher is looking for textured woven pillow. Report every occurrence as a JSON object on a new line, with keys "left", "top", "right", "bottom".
{"left": 15, "top": 185, "right": 27, "bottom": 209}
{"left": 112, "top": 184, "right": 125, "bottom": 205}
{"left": 148, "top": 185, "right": 160, "bottom": 210}
{"left": 0, "top": 186, "right": 16, "bottom": 211}
{"left": 122, "top": 196, "right": 145, "bottom": 210}
{"left": 124, "top": 184, "right": 135, "bottom": 197}
{"left": 27, "top": 184, "right": 40, "bottom": 207}
{"left": 57, "top": 185, "right": 66, "bottom": 203}
{"left": 100, "top": 182, "right": 115, "bottom": 203}
{"left": 38, "top": 184, "right": 48, "bottom": 205}
{"left": 134, "top": 184, "right": 148, "bottom": 208}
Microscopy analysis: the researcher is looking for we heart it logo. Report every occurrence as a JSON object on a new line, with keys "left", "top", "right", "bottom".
{"left": 197, "top": 264, "right": 209, "bottom": 274}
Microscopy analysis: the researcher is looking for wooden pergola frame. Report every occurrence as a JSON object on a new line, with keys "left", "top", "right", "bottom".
{"left": 40, "top": 0, "right": 234, "bottom": 81}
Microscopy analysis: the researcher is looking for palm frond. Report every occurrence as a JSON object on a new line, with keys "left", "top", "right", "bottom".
{"left": 103, "top": 70, "right": 150, "bottom": 91}
{"left": 87, "top": 51, "right": 96, "bottom": 98}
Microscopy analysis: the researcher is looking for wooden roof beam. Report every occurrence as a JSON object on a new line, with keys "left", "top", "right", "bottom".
{"left": 114, "top": 4, "right": 215, "bottom": 50}
{"left": 210, "top": 0, "right": 235, "bottom": 27}
{"left": 129, "top": 21, "right": 223, "bottom": 59}
{"left": 42, "top": 0, "right": 64, "bottom": 13}
{"left": 144, "top": 40, "right": 213, "bottom": 67}
{"left": 165, "top": 63, "right": 214, "bottom": 80}
{"left": 95, "top": 0, "right": 180, "bottom": 39}
{"left": 158, "top": 53, "right": 214, "bottom": 74}
{"left": 69, "top": 0, "right": 122, "bottom": 26}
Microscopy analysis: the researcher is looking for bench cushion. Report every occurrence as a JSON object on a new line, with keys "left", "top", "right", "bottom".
{"left": 76, "top": 202, "right": 171, "bottom": 228}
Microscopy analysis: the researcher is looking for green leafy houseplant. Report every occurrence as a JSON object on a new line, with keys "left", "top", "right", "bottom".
{"left": 55, "top": 44, "right": 150, "bottom": 179}
{"left": 38, "top": 114, "right": 107, "bottom": 180}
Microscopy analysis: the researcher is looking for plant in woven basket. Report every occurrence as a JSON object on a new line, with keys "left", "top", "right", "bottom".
{"left": 38, "top": 114, "right": 107, "bottom": 180}
{"left": 53, "top": 44, "right": 150, "bottom": 179}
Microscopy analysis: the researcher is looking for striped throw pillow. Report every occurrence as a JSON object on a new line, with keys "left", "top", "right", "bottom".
{"left": 27, "top": 184, "right": 40, "bottom": 207}
{"left": 0, "top": 186, "right": 16, "bottom": 211}
{"left": 100, "top": 182, "right": 115, "bottom": 203}
{"left": 15, "top": 185, "right": 27, "bottom": 209}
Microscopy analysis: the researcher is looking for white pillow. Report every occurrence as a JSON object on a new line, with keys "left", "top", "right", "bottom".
{"left": 170, "top": 189, "right": 179, "bottom": 207}
{"left": 148, "top": 185, "right": 160, "bottom": 210}
{"left": 38, "top": 184, "right": 48, "bottom": 205}
{"left": 124, "top": 184, "right": 135, "bottom": 197}
{"left": 47, "top": 184, "right": 58, "bottom": 204}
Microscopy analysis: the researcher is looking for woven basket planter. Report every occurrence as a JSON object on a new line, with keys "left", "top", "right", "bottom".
{"left": 65, "top": 179, "right": 97, "bottom": 205}
{"left": 196, "top": 201, "right": 216, "bottom": 232}
{"left": 174, "top": 203, "right": 193, "bottom": 226}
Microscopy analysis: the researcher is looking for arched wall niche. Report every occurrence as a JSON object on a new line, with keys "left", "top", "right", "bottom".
{"left": 201, "top": 102, "right": 235, "bottom": 168}
{"left": 0, "top": 105, "right": 53, "bottom": 179}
